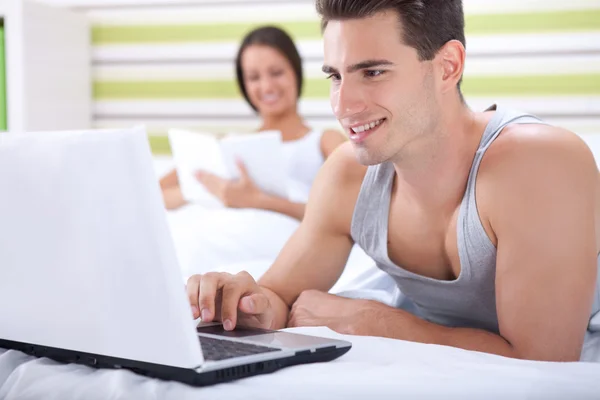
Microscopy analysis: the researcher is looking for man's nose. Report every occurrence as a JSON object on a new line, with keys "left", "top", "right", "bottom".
{"left": 332, "top": 79, "right": 367, "bottom": 119}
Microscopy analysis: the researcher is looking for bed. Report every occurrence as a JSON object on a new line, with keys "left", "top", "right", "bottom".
{"left": 1, "top": 156, "right": 598, "bottom": 398}
{"left": 1, "top": 203, "right": 598, "bottom": 399}
{"left": 1, "top": 327, "right": 599, "bottom": 399}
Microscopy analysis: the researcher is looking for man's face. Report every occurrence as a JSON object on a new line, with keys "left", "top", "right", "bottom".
{"left": 323, "top": 11, "right": 439, "bottom": 165}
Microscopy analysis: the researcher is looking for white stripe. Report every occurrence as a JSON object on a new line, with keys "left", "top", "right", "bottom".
{"left": 94, "top": 99, "right": 332, "bottom": 117}
{"left": 463, "top": 0, "right": 600, "bottom": 14}
{"left": 92, "top": 99, "right": 341, "bottom": 118}
{"left": 93, "top": 60, "right": 327, "bottom": 80}
{"left": 92, "top": 41, "right": 324, "bottom": 62}
{"left": 464, "top": 54, "right": 600, "bottom": 76}
{"left": 551, "top": 122, "right": 600, "bottom": 135}
{"left": 466, "top": 32, "right": 600, "bottom": 56}
{"left": 87, "top": 3, "right": 318, "bottom": 24}
{"left": 94, "top": 97, "right": 600, "bottom": 118}
{"left": 93, "top": 118, "right": 600, "bottom": 139}
{"left": 96, "top": 118, "right": 261, "bottom": 132}
{"left": 94, "top": 63, "right": 236, "bottom": 80}
{"left": 39, "top": 0, "right": 312, "bottom": 7}
{"left": 38, "top": 0, "right": 600, "bottom": 14}
{"left": 93, "top": 54, "right": 600, "bottom": 81}
{"left": 93, "top": 33, "right": 600, "bottom": 63}
{"left": 85, "top": 1, "right": 600, "bottom": 24}
{"left": 93, "top": 118, "right": 342, "bottom": 133}
{"left": 466, "top": 97, "right": 600, "bottom": 116}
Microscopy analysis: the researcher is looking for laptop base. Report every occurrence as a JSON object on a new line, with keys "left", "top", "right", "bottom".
{"left": 0, "top": 338, "right": 350, "bottom": 387}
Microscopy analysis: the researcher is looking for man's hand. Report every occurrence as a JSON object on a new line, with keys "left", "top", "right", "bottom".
{"left": 186, "top": 271, "right": 275, "bottom": 331}
{"left": 287, "top": 290, "right": 370, "bottom": 335}
{"left": 195, "top": 160, "right": 264, "bottom": 209}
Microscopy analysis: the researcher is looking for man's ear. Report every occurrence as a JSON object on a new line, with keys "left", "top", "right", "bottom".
{"left": 436, "top": 40, "right": 465, "bottom": 95}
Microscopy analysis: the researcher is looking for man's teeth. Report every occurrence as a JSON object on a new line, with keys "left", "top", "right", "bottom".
{"left": 351, "top": 119, "right": 383, "bottom": 133}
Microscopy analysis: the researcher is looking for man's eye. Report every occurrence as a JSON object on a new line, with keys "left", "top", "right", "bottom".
{"left": 326, "top": 74, "right": 341, "bottom": 81}
{"left": 365, "top": 70, "right": 385, "bottom": 78}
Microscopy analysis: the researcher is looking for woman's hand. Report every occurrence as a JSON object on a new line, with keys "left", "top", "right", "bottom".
{"left": 195, "top": 160, "right": 265, "bottom": 209}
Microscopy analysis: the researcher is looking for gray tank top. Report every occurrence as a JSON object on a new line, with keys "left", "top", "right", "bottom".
{"left": 351, "top": 105, "right": 600, "bottom": 334}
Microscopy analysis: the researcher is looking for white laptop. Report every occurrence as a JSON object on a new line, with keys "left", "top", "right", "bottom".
{"left": 0, "top": 127, "right": 351, "bottom": 386}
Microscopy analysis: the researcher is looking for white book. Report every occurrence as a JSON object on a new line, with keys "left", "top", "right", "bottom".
{"left": 168, "top": 129, "right": 288, "bottom": 207}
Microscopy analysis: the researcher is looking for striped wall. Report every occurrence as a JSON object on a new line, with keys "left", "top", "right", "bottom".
{"left": 43, "top": 0, "right": 600, "bottom": 154}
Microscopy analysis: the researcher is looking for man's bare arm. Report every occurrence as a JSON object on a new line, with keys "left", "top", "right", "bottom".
{"left": 258, "top": 142, "right": 366, "bottom": 329}
{"left": 479, "top": 125, "right": 598, "bottom": 361}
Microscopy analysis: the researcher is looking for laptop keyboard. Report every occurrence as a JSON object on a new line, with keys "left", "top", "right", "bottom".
{"left": 199, "top": 336, "right": 280, "bottom": 361}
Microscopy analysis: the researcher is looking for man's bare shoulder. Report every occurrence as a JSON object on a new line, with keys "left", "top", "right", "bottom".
{"left": 304, "top": 141, "right": 368, "bottom": 233}
{"left": 480, "top": 123, "right": 597, "bottom": 177}
{"left": 477, "top": 123, "right": 598, "bottom": 239}
{"left": 322, "top": 141, "right": 369, "bottom": 187}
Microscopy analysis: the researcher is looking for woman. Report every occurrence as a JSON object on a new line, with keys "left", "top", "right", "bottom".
{"left": 161, "top": 26, "right": 345, "bottom": 221}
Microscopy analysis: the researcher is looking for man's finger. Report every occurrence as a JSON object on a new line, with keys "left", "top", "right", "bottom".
{"left": 221, "top": 280, "right": 253, "bottom": 331}
{"left": 186, "top": 275, "right": 201, "bottom": 319}
{"left": 287, "top": 311, "right": 297, "bottom": 328}
{"left": 198, "top": 273, "right": 227, "bottom": 323}
{"left": 239, "top": 293, "right": 269, "bottom": 315}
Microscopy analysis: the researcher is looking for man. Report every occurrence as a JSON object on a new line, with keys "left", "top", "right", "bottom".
{"left": 187, "top": 0, "right": 600, "bottom": 362}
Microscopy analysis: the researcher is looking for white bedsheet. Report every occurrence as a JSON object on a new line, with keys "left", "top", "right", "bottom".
{"left": 1, "top": 327, "right": 599, "bottom": 400}
{"left": 165, "top": 202, "right": 377, "bottom": 294}
{"left": 166, "top": 203, "right": 301, "bottom": 278}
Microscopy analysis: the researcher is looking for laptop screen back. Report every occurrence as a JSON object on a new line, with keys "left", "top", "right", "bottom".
{"left": 0, "top": 128, "right": 203, "bottom": 368}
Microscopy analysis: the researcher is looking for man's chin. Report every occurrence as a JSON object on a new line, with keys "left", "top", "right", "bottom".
{"left": 352, "top": 146, "right": 386, "bottom": 166}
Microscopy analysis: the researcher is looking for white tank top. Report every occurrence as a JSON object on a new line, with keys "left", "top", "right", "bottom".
{"left": 281, "top": 130, "right": 325, "bottom": 202}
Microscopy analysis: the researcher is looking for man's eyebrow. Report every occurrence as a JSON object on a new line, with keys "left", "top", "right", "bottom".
{"left": 347, "top": 59, "right": 394, "bottom": 73}
{"left": 322, "top": 65, "right": 338, "bottom": 74}
{"left": 322, "top": 60, "right": 395, "bottom": 75}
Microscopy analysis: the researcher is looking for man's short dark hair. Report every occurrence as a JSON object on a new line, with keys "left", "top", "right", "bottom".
{"left": 316, "top": 0, "right": 465, "bottom": 62}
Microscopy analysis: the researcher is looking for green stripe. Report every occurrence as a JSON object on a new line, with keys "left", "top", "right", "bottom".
{"left": 92, "top": 9, "right": 600, "bottom": 44}
{"left": 0, "top": 25, "right": 7, "bottom": 131}
{"left": 94, "top": 74, "right": 600, "bottom": 99}
{"left": 93, "top": 21, "right": 321, "bottom": 45}
{"left": 465, "top": 8, "right": 600, "bottom": 34}
{"left": 149, "top": 135, "right": 172, "bottom": 154}
{"left": 93, "top": 78, "right": 329, "bottom": 99}
{"left": 462, "top": 74, "right": 600, "bottom": 96}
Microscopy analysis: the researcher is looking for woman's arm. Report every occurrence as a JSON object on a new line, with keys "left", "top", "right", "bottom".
{"left": 254, "top": 193, "right": 305, "bottom": 221}
{"left": 159, "top": 168, "right": 179, "bottom": 190}
{"left": 162, "top": 185, "right": 188, "bottom": 210}
{"left": 159, "top": 169, "right": 188, "bottom": 209}
{"left": 196, "top": 166, "right": 306, "bottom": 220}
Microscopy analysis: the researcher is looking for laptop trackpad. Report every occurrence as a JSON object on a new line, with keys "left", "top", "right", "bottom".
{"left": 197, "top": 323, "right": 273, "bottom": 338}
{"left": 197, "top": 324, "right": 341, "bottom": 350}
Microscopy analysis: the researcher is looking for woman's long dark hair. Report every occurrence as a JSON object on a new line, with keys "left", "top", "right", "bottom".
{"left": 235, "top": 26, "right": 303, "bottom": 112}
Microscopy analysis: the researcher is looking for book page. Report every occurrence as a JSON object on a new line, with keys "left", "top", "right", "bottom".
{"left": 167, "top": 129, "right": 228, "bottom": 206}
{"left": 219, "top": 131, "right": 289, "bottom": 199}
